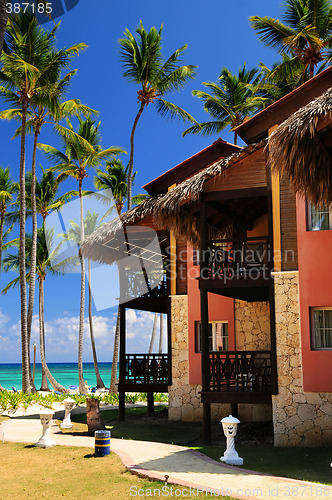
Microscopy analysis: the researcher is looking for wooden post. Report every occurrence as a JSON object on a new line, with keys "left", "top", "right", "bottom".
{"left": 147, "top": 392, "right": 154, "bottom": 414}
{"left": 267, "top": 183, "right": 278, "bottom": 395}
{"left": 118, "top": 305, "right": 126, "bottom": 421}
{"left": 231, "top": 403, "right": 238, "bottom": 418}
{"left": 200, "top": 195, "right": 211, "bottom": 445}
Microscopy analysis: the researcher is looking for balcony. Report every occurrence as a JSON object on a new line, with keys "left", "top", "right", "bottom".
{"left": 119, "top": 269, "right": 168, "bottom": 313}
{"left": 199, "top": 237, "right": 272, "bottom": 301}
{"left": 118, "top": 353, "right": 170, "bottom": 392}
{"left": 201, "top": 350, "right": 274, "bottom": 404}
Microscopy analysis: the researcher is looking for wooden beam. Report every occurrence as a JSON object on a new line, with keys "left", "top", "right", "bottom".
{"left": 204, "top": 187, "right": 267, "bottom": 202}
{"left": 207, "top": 201, "right": 253, "bottom": 231}
{"left": 118, "top": 305, "right": 126, "bottom": 421}
{"left": 201, "top": 391, "right": 272, "bottom": 404}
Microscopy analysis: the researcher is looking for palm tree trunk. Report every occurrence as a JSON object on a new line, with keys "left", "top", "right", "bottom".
{"left": 38, "top": 277, "right": 66, "bottom": 393}
{"left": 19, "top": 97, "right": 30, "bottom": 392}
{"left": 149, "top": 313, "right": 158, "bottom": 354}
{"left": 0, "top": 0, "right": 9, "bottom": 55}
{"left": 159, "top": 313, "right": 163, "bottom": 354}
{"left": 78, "top": 178, "right": 86, "bottom": 394}
{"left": 40, "top": 322, "right": 50, "bottom": 391}
{"left": 88, "top": 259, "right": 105, "bottom": 389}
{"left": 0, "top": 211, "right": 4, "bottom": 277}
{"left": 233, "top": 131, "right": 237, "bottom": 146}
{"left": 25, "top": 128, "right": 40, "bottom": 392}
{"left": 127, "top": 102, "right": 145, "bottom": 211}
{"left": 309, "top": 61, "right": 315, "bottom": 79}
{"left": 109, "top": 307, "right": 120, "bottom": 393}
{"left": 27, "top": 128, "right": 40, "bottom": 391}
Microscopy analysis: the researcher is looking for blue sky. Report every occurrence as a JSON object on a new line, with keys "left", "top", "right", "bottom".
{"left": 0, "top": 0, "right": 282, "bottom": 363}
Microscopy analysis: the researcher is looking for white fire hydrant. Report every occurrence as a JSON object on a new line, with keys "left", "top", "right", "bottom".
{"left": 220, "top": 415, "right": 243, "bottom": 465}
{"left": 61, "top": 398, "right": 76, "bottom": 429}
{"left": 35, "top": 409, "right": 56, "bottom": 448}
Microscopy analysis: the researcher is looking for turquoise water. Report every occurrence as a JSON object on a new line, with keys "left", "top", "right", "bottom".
{"left": 0, "top": 362, "right": 115, "bottom": 391}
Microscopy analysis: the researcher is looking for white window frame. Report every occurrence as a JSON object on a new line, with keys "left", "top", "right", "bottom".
{"left": 195, "top": 321, "right": 229, "bottom": 352}
{"left": 311, "top": 307, "right": 332, "bottom": 350}
{"left": 307, "top": 203, "right": 332, "bottom": 231}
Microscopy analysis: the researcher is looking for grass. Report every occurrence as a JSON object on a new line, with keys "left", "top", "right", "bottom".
{"left": 196, "top": 445, "right": 332, "bottom": 486}
{"left": 70, "top": 407, "right": 332, "bottom": 486}
{"left": 0, "top": 442, "right": 236, "bottom": 499}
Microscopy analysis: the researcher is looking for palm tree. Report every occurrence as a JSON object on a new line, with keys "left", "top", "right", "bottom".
{"left": 2, "top": 227, "right": 70, "bottom": 393}
{"left": 250, "top": 0, "right": 332, "bottom": 80}
{"left": 0, "top": 0, "right": 8, "bottom": 55}
{"left": 39, "top": 117, "right": 125, "bottom": 393}
{"left": 94, "top": 158, "right": 148, "bottom": 218}
{"left": 258, "top": 55, "right": 309, "bottom": 105}
{"left": 183, "top": 65, "right": 266, "bottom": 145}
{"left": 119, "top": 20, "right": 197, "bottom": 210}
{"left": 0, "top": 1, "right": 51, "bottom": 55}
{"left": 0, "top": 12, "right": 67, "bottom": 391}
{"left": 93, "top": 159, "right": 147, "bottom": 393}
{"left": 0, "top": 166, "right": 18, "bottom": 277}
{"left": 59, "top": 211, "right": 106, "bottom": 390}
{"left": 1, "top": 14, "right": 89, "bottom": 392}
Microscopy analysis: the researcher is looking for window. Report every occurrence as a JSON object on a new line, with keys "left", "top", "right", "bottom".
{"left": 308, "top": 203, "right": 332, "bottom": 231}
{"left": 195, "top": 321, "right": 228, "bottom": 352}
{"left": 311, "top": 308, "right": 332, "bottom": 349}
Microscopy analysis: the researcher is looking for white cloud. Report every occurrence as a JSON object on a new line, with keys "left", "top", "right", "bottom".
{"left": 0, "top": 307, "right": 168, "bottom": 363}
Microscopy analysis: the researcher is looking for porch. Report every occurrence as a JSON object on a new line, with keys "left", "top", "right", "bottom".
{"left": 201, "top": 350, "right": 273, "bottom": 405}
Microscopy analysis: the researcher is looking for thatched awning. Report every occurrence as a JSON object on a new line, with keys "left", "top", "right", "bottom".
{"left": 80, "top": 195, "right": 166, "bottom": 265}
{"left": 153, "top": 140, "right": 266, "bottom": 247}
{"left": 81, "top": 140, "right": 266, "bottom": 263}
{"left": 268, "top": 87, "right": 332, "bottom": 205}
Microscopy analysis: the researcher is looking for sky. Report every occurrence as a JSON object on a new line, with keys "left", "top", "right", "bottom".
{"left": 0, "top": 0, "right": 283, "bottom": 363}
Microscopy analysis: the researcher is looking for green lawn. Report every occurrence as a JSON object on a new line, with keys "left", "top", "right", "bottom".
{"left": 196, "top": 445, "right": 332, "bottom": 486}
{"left": 70, "top": 406, "right": 332, "bottom": 485}
{"left": 0, "top": 442, "right": 236, "bottom": 499}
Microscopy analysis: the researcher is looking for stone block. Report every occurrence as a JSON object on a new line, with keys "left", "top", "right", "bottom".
{"left": 297, "top": 403, "right": 317, "bottom": 422}
{"left": 285, "top": 415, "right": 302, "bottom": 429}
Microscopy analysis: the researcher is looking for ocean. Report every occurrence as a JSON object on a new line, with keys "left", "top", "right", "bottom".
{"left": 0, "top": 362, "right": 115, "bottom": 391}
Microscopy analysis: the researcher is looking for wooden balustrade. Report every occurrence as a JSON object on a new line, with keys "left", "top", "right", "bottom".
{"left": 204, "top": 237, "right": 270, "bottom": 280}
{"left": 209, "top": 350, "right": 272, "bottom": 392}
{"left": 125, "top": 353, "right": 169, "bottom": 385}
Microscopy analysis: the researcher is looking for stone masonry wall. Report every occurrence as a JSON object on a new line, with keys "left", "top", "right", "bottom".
{"left": 168, "top": 295, "right": 231, "bottom": 422}
{"left": 273, "top": 272, "right": 332, "bottom": 447}
{"left": 234, "top": 300, "right": 272, "bottom": 421}
{"left": 234, "top": 300, "right": 271, "bottom": 350}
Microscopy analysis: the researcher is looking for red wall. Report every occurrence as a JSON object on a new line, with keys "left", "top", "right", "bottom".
{"left": 187, "top": 245, "right": 235, "bottom": 385}
{"left": 296, "top": 197, "right": 332, "bottom": 392}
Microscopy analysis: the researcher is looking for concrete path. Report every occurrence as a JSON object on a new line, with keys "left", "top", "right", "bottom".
{"left": 1, "top": 414, "right": 331, "bottom": 500}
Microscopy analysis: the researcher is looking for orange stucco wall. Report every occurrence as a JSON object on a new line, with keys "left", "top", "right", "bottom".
{"left": 296, "top": 197, "right": 332, "bottom": 392}
{"left": 187, "top": 245, "right": 235, "bottom": 385}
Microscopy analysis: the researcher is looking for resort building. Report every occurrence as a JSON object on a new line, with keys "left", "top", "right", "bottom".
{"left": 81, "top": 66, "right": 332, "bottom": 447}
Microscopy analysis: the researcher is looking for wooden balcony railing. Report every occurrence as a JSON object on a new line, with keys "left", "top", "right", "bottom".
{"left": 120, "top": 270, "right": 168, "bottom": 302}
{"left": 204, "top": 237, "right": 271, "bottom": 280}
{"left": 209, "top": 350, "right": 272, "bottom": 392}
{"left": 125, "top": 354, "right": 169, "bottom": 385}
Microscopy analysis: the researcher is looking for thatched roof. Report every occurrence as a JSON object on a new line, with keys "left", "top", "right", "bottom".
{"left": 81, "top": 140, "right": 266, "bottom": 263}
{"left": 268, "top": 86, "right": 332, "bottom": 205}
{"left": 153, "top": 140, "right": 266, "bottom": 247}
{"left": 80, "top": 195, "right": 164, "bottom": 264}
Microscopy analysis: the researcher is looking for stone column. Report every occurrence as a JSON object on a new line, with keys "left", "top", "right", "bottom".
{"left": 273, "top": 271, "right": 332, "bottom": 447}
